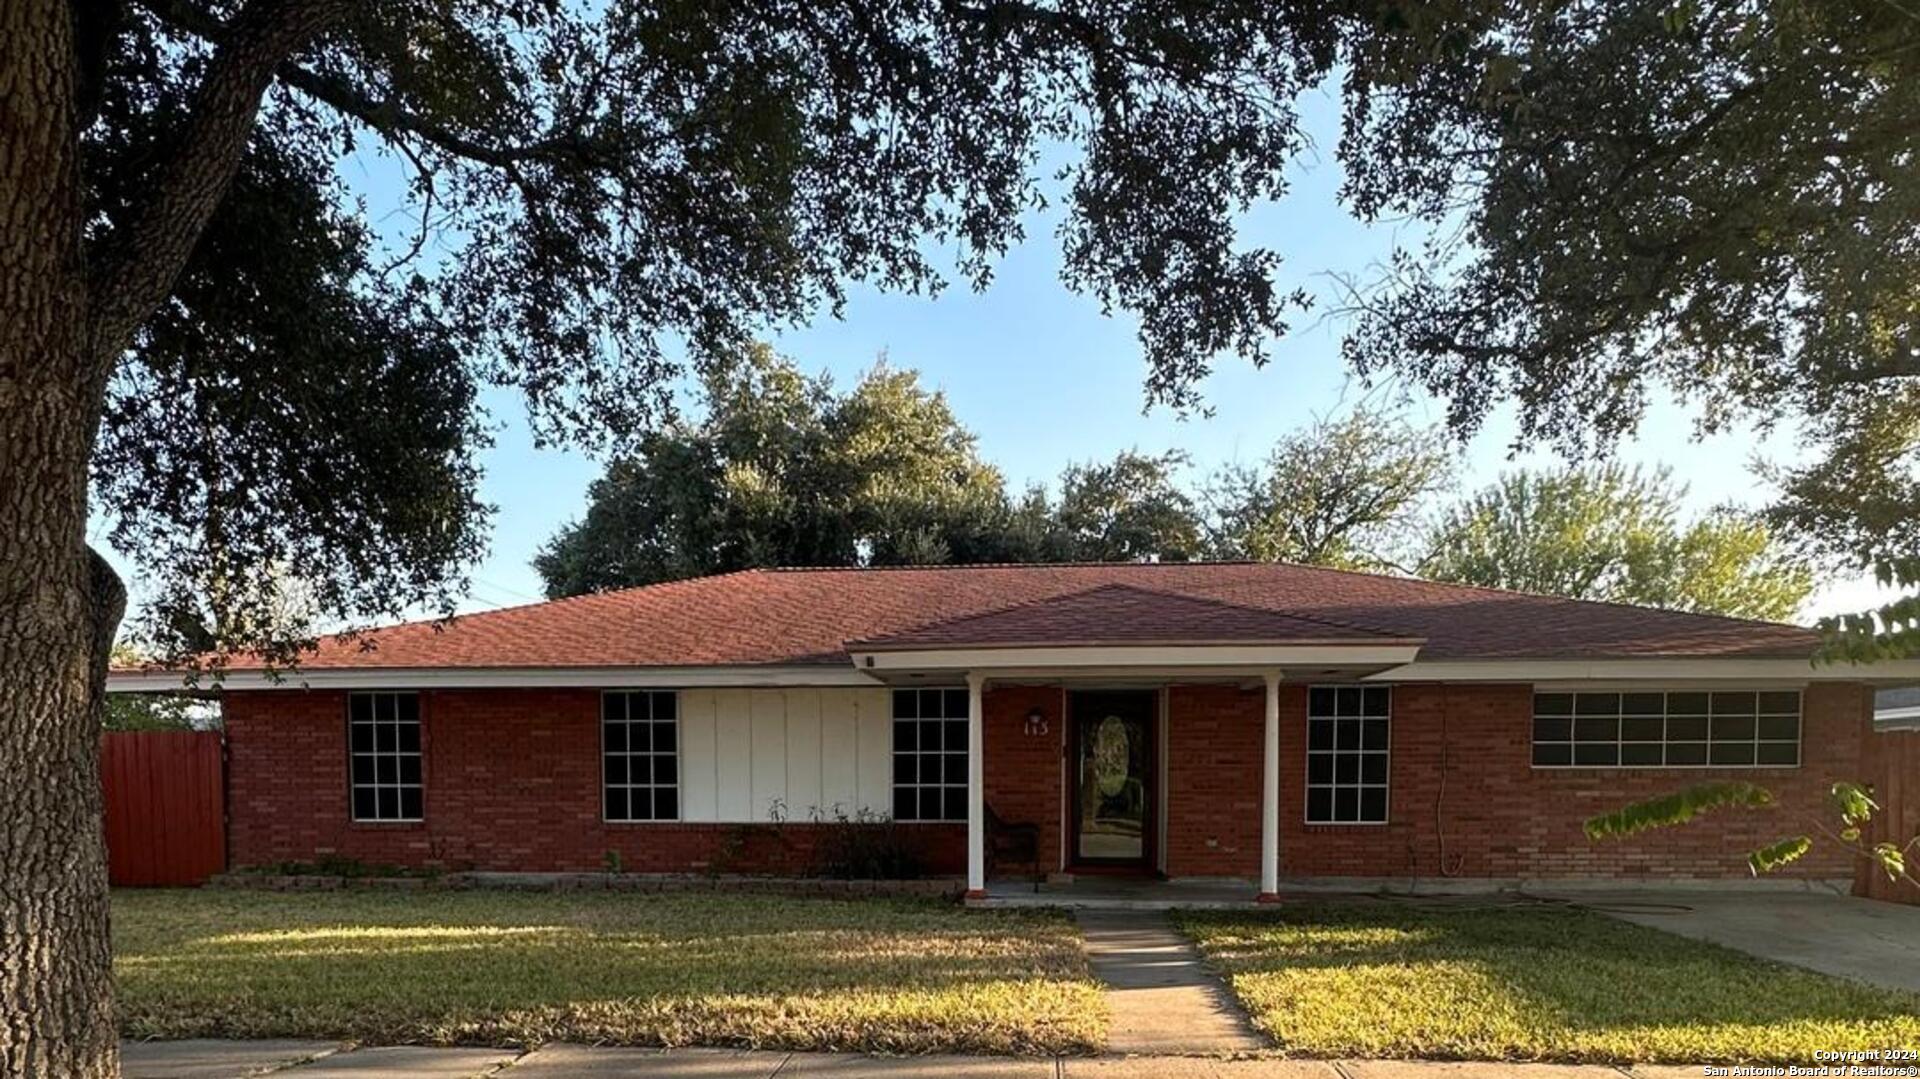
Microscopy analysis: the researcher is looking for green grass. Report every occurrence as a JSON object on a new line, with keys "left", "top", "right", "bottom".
{"left": 113, "top": 889, "right": 1105, "bottom": 1054}
{"left": 1177, "top": 899, "right": 1920, "bottom": 1065}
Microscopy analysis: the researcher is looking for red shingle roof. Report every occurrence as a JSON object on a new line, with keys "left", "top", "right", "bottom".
{"left": 850, "top": 584, "right": 1419, "bottom": 649}
{"left": 220, "top": 562, "right": 1818, "bottom": 669}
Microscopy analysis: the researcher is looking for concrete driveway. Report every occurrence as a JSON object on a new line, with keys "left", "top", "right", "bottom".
{"left": 1548, "top": 888, "right": 1920, "bottom": 994}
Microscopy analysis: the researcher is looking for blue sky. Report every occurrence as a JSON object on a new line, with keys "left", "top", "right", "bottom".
{"left": 99, "top": 88, "right": 1881, "bottom": 624}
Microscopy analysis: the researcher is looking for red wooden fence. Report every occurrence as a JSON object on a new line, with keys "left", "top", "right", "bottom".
{"left": 101, "top": 731, "right": 226, "bottom": 887}
{"left": 1855, "top": 727, "right": 1920, "bottom": 906}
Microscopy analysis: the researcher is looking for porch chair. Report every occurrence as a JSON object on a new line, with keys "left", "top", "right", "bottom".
{"left": 985, "top": 803, "right": 1041, "bottom": 893}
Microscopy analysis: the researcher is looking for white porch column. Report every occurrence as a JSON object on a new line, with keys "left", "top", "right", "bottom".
{"left": 1258, "top": 671, "right": 1281, "bottom": 902}
{"left": 966, "top": 671, "right": 987, "bottom": 898}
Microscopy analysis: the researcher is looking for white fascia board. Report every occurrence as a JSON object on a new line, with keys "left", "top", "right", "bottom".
{"left": 105, "top": 665, "right": 880, "bottom": 694}
{"left": 1366, "top": 658, "right": 1920, "bottom": 684}
{"left": 851, "top": 643, "right": 1424, "bottom": 673}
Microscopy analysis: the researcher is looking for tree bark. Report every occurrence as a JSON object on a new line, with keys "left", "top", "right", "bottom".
{"left": 0, "top": 2, "right": 124, "bottom": 1075}
{"left": 4, "top": 0, "right": 351, "bottom": 1071}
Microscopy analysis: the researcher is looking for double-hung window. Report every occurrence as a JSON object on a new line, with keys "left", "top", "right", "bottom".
{"left": 1532, "top": 691, "right": 1801, "bottom": 768}
{"left": 1305, "top": 686, "right": 1390, "bottom": 824}
{"left": 348, "top": 691, "right": 422, "bottom": 821}
{"left": 892, "top": 687, "right": 968, "bottom": 822}
{"left": 603, "top": 690, "right": 680, "bottom": 821}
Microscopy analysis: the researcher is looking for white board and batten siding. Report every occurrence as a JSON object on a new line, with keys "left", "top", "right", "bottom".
{"left": 677, "top": 688, "right": 896, "bottom": 824}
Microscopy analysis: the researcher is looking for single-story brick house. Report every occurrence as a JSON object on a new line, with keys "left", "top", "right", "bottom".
{"left": 108, "top": 562, "right": 1920, "bottom": 898}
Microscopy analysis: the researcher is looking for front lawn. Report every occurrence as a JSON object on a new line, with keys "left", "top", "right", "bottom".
{"left": 1177, "top": 899, "right": 1920, "bottom": 1065}
{"left": 113, "top": 889, "right": 1104, "bottom": 1054}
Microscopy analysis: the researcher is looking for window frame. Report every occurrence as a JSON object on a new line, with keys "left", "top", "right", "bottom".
{"left": 346, "top": 691, "right": 424, "bottom": 824}
{"left": 1529, "top": 688, "right": 1803, "bottom": 771}
{"left": 1303, "top": 684, "right": 1392, "bottom": 827}
{"left": 600, "top": 689, "right": 682, "bottom": 823}
{"left": 891, "top": 686, "right": 970, "bottom": 824}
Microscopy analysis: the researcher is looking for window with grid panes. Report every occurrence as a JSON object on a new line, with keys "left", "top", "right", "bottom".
{"left": 892, "top": 687, "right": 968, "bottom": 822}
{"left": 348, "top": 692, "right": 422, "bottom": 821}
{"left": 602, "top": 690, "right": 679, "bottom": 821}
{"left": 1531, "top": 691, "right": 1801, "bottom": 768}
{"left": 1305, "top": 686, "right": 1390, "bottom": 824}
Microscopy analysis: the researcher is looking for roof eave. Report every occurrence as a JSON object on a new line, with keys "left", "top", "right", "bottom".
{"left": 845, "top": 635, "right": 1426, "bottom": 652}
{"left": 849, "top": 641, "right": 1426, "bottom": 675}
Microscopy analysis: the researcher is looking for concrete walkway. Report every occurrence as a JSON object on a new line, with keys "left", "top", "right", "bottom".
{"left": 1074, "top": 910, "right": 1264, "bottom": 1055}
{"left": 122, "top": 1041, "right": 1711, "bottom": 1078}
{"left": 1548, "top": 887, "right": 1920, "bottom": 994}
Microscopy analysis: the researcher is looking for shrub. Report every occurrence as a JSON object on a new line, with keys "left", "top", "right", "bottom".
{"left": 807, "top": 805, "right": 926, "bottom": 880}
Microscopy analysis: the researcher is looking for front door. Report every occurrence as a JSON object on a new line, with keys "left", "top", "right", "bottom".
{"left": 1069, "top": 690, "right": 1155, "bottom": 869}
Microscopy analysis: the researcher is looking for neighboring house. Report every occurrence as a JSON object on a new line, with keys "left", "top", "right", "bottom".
{"left": 109, "top": 563, "right": 1920, "bottom": 898}
{"left": 1878, "top": 687, "right": 1920, "bottom": 731}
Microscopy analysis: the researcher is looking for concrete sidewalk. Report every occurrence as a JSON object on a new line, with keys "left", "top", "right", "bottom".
{"left": 119, "top": 1040, "right": 1712, "bottom": 1078}
{"left": 1075, "top": 909, "right": 1264, "bottom": 1054}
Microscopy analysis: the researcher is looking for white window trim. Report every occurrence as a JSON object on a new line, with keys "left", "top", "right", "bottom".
{"left": 347, "top": 690, "right": 424, "bottom": 824}
{"left": 1303, "top": 684, "right": 1391, "bottom": 827}
{"left": 1530, "top": 688, "right": 1803, "bottom": 771}
{"left": 600, "top": 689, "right": 682, "bottom": 824}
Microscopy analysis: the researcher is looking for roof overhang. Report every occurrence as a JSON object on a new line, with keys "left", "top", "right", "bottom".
{"left": 848, "top": 641, "right": 1425, "bottom": 682}
{"left": 1368, "top": 658, "right": 1920, "bottom": 685}
{"left": 105, "top": 664, "right": 878, "bottom": 693}
{"left": 108, "top": 653, "right": 1920, "bottom": 694}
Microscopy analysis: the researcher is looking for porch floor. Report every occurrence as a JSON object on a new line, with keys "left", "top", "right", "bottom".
{"left": 972, "top": 877, "right": 1267, "bottom": 910}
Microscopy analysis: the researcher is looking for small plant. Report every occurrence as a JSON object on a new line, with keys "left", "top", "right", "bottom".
{"left": 602, "top": 849, "right": 624, "bottom": 876}
{"left": 808, "top": 804, "right": 925, "bottom": 880}
{"left": 245, "top": 857, "right": 422, "bottom": 879}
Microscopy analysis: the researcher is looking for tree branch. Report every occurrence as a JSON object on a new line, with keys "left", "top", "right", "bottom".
{"left": 141, "top": 0, "right": 635, "bottom": 171}
{"left": 87, "top": 0, "right": 351, "bottom": 366}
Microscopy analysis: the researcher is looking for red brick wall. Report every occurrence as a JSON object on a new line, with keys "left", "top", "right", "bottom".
{"left": 224, "top": 690, "right": 963, "bottom": 874}
{"left": 1163, "top": 685, "right": 1265, "bottom": 877}
{"left": 226, "top": 681, "right": 1875, "bottom": 883}
{"left": 980, "top": 684, "right": 1065, "bottom": 874}
{"left": 1160, "top": 681, "right": 1872, "bottom": 882}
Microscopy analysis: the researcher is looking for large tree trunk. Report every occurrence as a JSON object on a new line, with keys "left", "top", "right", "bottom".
{"left": 0, "top": 2, "right": 124, "bottom": 1075}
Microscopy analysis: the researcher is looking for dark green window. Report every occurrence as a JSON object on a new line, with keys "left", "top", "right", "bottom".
{"left": 1306, "top": 686, "right": 1390, "bottom": 823}
{"left": 892, "top": 688, "right": 968, "bottom": 822}
{"left": 348, "top": 692, "right": 422, "bottom": 821}
{"left": 603, "top": 690, "right": 679, "bottom": 821}
{"left": 1532, "top": 691, "right": 1800, "bottom": 769}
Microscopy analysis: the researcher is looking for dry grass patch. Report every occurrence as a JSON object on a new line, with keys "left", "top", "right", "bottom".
{"left": 114, "top": 889, "right": 1104, "bottom": 1054}
{"left": 1177, "top": 899, "right": 1920, "bottom": 1065}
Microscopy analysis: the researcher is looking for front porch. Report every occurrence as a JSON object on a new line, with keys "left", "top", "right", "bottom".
{"left": 846, "top": 583, "right": 1428, "bottom": 901}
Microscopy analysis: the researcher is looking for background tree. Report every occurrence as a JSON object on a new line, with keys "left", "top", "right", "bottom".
{"left": 1050, "top": 451, "right": 1205, "bottom": 563}
{"left": 530, "top": 434, "right": 727, "bottom": 597}
{"left": 1420, "top": 465, "right": 1813, "bottom": 621}
{"left": 1205, "top": 406, "right": 1452, "bottom": 569}
{"left": 101, "top": 647, "right": 201, "bottom": 732}
{"left": 536, "top": 349, "right": 1019, "bottom": 595}
{"left": 1333, "top": 0, "right": 1920, "bottom": 655}
{"left": 814, "top": 365, "right": 1017, "bottom": 567}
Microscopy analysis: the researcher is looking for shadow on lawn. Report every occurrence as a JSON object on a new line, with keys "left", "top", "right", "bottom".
{"left": 110, "top": 891, "right": 1107, "bottom": 1053}
{"left": 118, "top": 923, "right": 1081, "bottom": 990}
